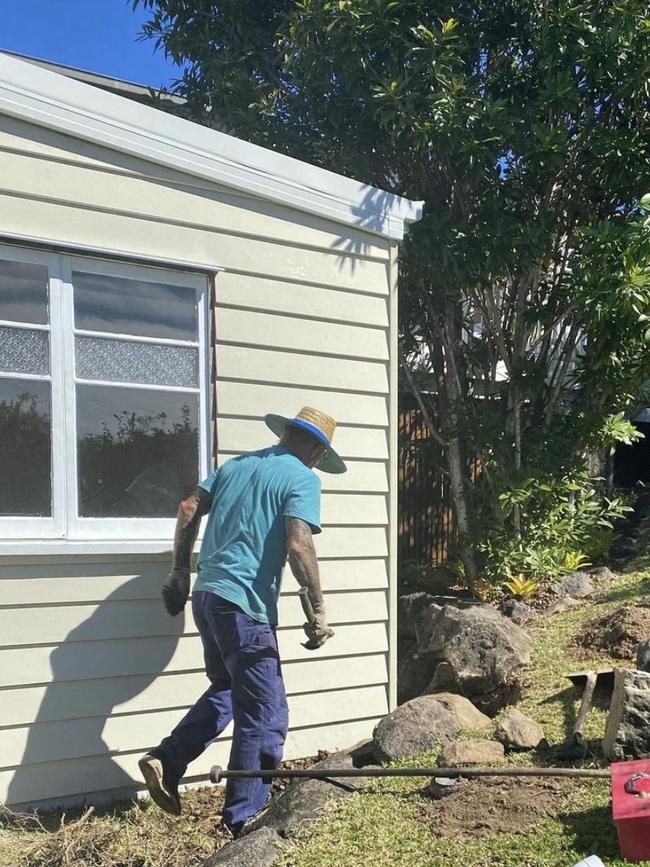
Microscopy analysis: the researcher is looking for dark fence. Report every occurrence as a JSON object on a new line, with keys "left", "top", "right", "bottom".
{"left": 398, "top": 399, "right": 455, "bottom": 565}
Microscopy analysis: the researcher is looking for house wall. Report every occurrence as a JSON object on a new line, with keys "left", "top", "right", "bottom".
{"left": 0, "top": 115, "right": 397, "bottom": 808}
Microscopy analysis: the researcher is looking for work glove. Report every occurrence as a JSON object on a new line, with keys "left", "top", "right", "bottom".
{"left": 302, "top": 601, "right": 335, "bottom": 651}
{"left": 162, "top": 567, "right": 190, "bottom": 616}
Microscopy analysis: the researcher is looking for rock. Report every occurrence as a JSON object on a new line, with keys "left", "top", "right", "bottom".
{"left": 545, "top": 595, "right": 580, "bottom": 615}
{"left": 500, "top": 599, "right": 535, "bottom": 626}
{"left": 425, "top": 776, "right": 466, "bottom": 799}
{"left": 242, "top": 752, "right": 358, "bottom": 837}
{"left": 398, "top": 592, "right": 436, "bottom": 639}
{"left": 415, "top": 604, "right": 531, "bottom": 715}
{"left": 203, "top": 828, "right": 283, "bottom": 866}
{"left": 372, "top": 693, "right": 491, "bottom": 763}
{"left": 397, "top": 638, "right": 432, "bottom": 704}
{"left": 439, "top": 739, "right": 505, "bottom": 766}
{"left": 603, "top": 669, "right": 650, "bottom": 760}
{"left": 588, "top": 566, "right": 617, "bottom": 583}
{"left": 637, "top": 639, "right": 650, "bottom": 672}
{"left": 551, "top": 571, "right": 595, "bottom": 598}
{"left": 494, "top": 708, "right": 545, "bottom": 750}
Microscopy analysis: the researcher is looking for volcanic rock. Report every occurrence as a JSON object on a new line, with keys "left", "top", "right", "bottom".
{"left": 415, "top": 603, "right": 531, "bottom": 715}
{"left": 550, "top": 571, "right": 595, "bottom": 598}
{"left": 603, "top": 669, "right": 650, "bottom": 760}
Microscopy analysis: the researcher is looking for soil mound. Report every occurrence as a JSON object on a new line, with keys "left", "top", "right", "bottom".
{"left": 420, "top": 777, "right": 568, "bottom": 837}
{"left": 576, "top": 605, "right": 650, "bottom": 659}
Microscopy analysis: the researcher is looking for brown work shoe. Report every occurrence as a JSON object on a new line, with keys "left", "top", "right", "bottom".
{"left": 138, "top": 749, "right": 181, "bottom": 815}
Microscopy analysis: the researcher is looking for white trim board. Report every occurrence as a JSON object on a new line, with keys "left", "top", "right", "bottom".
{"left": 0, "top": 54, "right": 424, "bottom": 241}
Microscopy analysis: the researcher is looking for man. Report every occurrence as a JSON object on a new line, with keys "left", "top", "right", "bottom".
{"left": 138, "top": 406, "right": 346, "bottom": 836}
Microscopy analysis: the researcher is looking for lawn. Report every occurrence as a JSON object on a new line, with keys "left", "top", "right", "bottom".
{"left": 2, "top": 561, "right": 650, "bottom": 867}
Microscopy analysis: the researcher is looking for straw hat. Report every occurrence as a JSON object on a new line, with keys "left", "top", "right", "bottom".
{"left": 264, "top": 406, "right": 347, "bottom": 474}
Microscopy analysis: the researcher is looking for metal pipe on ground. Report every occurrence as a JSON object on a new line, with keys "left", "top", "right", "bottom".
{"left": 210, "top": 765, "right": 611, "bottom": 784}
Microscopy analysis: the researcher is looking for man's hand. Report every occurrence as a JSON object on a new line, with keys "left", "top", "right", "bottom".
{"left": 302, "top": 601, "right": 335, "bottom": 650}
{"left": 162, "top": 567, "right": 190, "bottom": 616}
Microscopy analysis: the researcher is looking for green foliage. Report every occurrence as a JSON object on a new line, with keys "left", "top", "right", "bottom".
{"left": 501, "top": 572, "right": 541, "bottom": 600}
{"left": 559, "top": 551, "right": 592, "bottom": 574}
{"left": 586, "top": 412, "right": 645, "bottom": 454}
{"left": 480, "top": 471, "right": 630, "bottom": 591}
{"left": 135, "top": 0, "right": 650, "bottom": 580}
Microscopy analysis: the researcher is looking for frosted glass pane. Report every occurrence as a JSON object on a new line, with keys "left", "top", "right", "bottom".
{"left": 0, "top": 326, "right": 49, "bottom": 375}
{"left": 75, "top": 336, "right": 198, "bottom": 387}
{"left": 0, "top": 378, "right": 51, "bottom": 516}
{"left": 0, "top": 259, "right": 48, "bottom": 325}
{"left": 73, "top": 271, "right": 198, "bottom": 341}
{"left": 76, "top": 384, "right": 199, "bottom": 518}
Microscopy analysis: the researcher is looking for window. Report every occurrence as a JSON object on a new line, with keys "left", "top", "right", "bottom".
{"left": 0, "top": 245, "right": 209, "bottom": 542}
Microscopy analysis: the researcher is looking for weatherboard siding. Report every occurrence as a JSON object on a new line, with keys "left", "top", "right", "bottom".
{"left": 0, "top": 117, "right": 395, "bottom": 807}
{"left": 0, "top": 116, "right": 392, "bottom": 262}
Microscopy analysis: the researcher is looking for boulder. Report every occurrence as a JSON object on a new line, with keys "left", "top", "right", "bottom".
{"left": 438, "top": 739, "right": 505, "bottom": 766}
{"left": 545, "top": 595, "right": 580, "bottom": 615}
{"left": 203, "top": 828, "right": 282, "bottom": 866}
{"left": 415, "top": 603, "right": 531, "bottom": 715}
{"left": 242, "top": 752, "right": 358, "bottom": 837}
{"left": 589, "top": 566, "right": 617, "bottom": 584}
{"left": 398, "top": 592, "right": 436, "bottom": 639}
{"left": 372, "top": 693, "right": 491, "bottom": 763}
{"left": 637, "top": 639, "right": 650, "bottom": 672}
{"left": 603, "top": 669, "right": 650, "bottom": 760}
{"left": 494, "top": 708, "right": 546, "bottom": 750}
{"left": 500, "top": 599, "right": 535, "bottom": 626}
{"left": 397, "top": 638, "right": 432, "bottom": 704}
{"left": 550, "top": 571, "right": 595, "bottom": 598}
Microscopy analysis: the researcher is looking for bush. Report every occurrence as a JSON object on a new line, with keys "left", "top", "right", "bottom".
{"left": 476, "top": 471, "right": 630, "bottom": 597}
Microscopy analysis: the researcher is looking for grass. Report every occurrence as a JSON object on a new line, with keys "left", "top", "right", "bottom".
{"left": 277, "top": 563, "right": 650, "bottom": 867}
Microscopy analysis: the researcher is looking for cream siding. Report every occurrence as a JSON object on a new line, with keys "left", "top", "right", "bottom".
{"left": 0, "top": 111, "right": 398, "bottom": 808}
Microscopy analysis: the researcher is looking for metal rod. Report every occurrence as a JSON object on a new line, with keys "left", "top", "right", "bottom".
{"left": 209, "top": 764, "right": 611, "bottom": 784}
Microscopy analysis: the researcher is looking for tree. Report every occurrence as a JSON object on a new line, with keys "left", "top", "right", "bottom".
{"left": 136, "top": 0, "right": 650, "bottom": 585}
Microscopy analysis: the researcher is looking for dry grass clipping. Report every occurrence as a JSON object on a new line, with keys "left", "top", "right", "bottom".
{"left": 2, "top": 789, "right": 228, "bottom": 867}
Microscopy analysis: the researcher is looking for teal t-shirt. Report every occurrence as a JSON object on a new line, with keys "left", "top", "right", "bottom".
{"left": 194, "top": 445, "right": 322, "bottom": 625}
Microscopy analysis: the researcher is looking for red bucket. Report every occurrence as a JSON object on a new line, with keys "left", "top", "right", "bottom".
{"left": 611, "top": 759, "right": 650, "bottom": 861}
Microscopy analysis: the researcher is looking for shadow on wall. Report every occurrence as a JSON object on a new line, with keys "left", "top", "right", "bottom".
{"left": 5, "top": 575, "right": 184, "bottom": 810}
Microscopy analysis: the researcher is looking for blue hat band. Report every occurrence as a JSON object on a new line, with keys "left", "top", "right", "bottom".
{"left": 290, "top": 418, "right": 330, "bottom": 448}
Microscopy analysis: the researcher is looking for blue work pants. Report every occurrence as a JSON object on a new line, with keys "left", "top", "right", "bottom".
{"left": 159, "top": 590, "right": 289, "bottom": 828}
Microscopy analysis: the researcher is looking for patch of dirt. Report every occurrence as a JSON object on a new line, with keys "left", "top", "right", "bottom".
{"left": 575, "top": 604, "right": 650, "bottom": 659}
{"left": 272, "top": 750, "right": 330, "bottom": 795}
{"left": 419, "top": 777, "right": 569, "bottom": 837}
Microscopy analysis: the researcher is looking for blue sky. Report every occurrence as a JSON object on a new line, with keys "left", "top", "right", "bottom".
{"left": 1, "top": 0, "right": 183, "bottom": 87}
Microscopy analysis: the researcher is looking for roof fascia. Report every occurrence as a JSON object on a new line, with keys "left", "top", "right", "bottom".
{"left": 0, "top": 54, "right": 423, "bottom": 241}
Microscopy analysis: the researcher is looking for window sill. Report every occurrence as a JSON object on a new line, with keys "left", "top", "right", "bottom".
{"left": 0, "top": 539, "right": 176, "bottom": 559}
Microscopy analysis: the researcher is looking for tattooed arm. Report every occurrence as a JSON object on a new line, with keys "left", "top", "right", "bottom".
{"left": 173, "top": 487, "right": 213, "bottom": 571}
{"left": 162, "top": 487, "right": 213, "bottom": 616}
{"left": 285, "top": 516, "right": 323, "bottom": 609}
{"left": 285, "top": 517, "right": 333, "bottom": 649}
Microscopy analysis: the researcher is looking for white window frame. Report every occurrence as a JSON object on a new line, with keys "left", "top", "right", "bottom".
{"left": 0, "top": 243, "right": 210, "bottom": 543}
